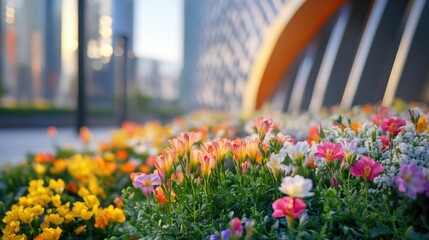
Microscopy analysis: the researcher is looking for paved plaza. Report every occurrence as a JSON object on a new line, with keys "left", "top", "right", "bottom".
{"left": 0, "top": 127, "right": 114, "bottom": 166}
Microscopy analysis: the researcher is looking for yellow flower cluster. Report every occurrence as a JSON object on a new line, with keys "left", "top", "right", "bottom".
{"left": 2, "top": 179, "right": 125, "bottom": 239}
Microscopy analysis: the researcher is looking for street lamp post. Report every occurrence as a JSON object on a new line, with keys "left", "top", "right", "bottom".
{"left": 77, "top": 0, "right": 86, "bottom": 133}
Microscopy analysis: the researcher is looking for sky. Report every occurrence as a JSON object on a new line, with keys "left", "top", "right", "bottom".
{"left": 133, "top": 0, "right": 184, "bottom": 64}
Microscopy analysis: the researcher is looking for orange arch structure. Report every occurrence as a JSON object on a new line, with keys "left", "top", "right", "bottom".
{"left": 242, "top": 0, "right": 346, "bottom": 114}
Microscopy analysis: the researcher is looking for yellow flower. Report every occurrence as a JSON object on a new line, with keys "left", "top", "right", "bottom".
{"left": 49, "top": 179, "right": 65, "bottom": 194}
{"left": 77, "top": 187, "right": 91, "bottom": 198}
{"left": 110, "top": 208, "right": 126, "bottom": 223}
{"left": 41, "top": 214, "right": 50, "bottom": 228}
{"left": 32, "top": 163, "right": 47, "bottom": 175}
{"left": 72, "top": 202, "right": 93, "bottom": 220}
{"left": 49, "top": 214, "right": 64, "bottom": 225}
{"left": 2, "top": 220, "right": 20, "bottom": 236}
{"left": 30, "top": 205, "right": 44, "bottom": 216}
{"left": 34, "top": 227, "right": 62, "bottom": 240}
{"left": 84, "top": 195, "right": 100, "bottom": 209}
{"left": 51, "top": 195, "right": 62, "bottom": 208}
{"left": 104, "top": 152, "right": 116, "bottom": 161}
{"left": 19, "top": 208, "right": 35, "bottom": 224}
{"left": 55, "top": 202, "right": 70, "bottom": 216}
{"left": 74, "top": 225, "right": 87, "bottom": 235}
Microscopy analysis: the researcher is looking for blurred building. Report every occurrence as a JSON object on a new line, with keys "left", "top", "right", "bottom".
{"left": 181, "top": 0, "right": 287, "bottom": 111}
{"left": 0, "top": 0, "right": 135, "bottom": 112}
{"left": 181, "top": 0, "right": 429, "bottom": 113}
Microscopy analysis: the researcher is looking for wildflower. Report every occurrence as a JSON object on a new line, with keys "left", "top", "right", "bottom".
{"left": 331, "top": 176, "right": 339, "bottom": 188}
{"left": 34, "top": 153, "right": 55, "bottom": 163}
{"left": 339, "top": 139, "right": 366, "bottom": 160}
{"left": 314, "top": 142, "right": 344, "bottom": 163}
{"left": 266, "top": 153, "right": 286, "bottom": 175}
{"left": 49, "top": 179, "right": 65, "bottom": 194}
{"left": 245, "top": 137, "right": 259, "bottom": 164}
{"left": 154, "top": 186, "right": 168, "bottom": 206}
{"left": 253, "top": 116, "right": 275, "bottom": 141}
{"left": 221, "top": 229, "right": 231, "bottom": 240}
{"left": 189, "top": 148, "right": 202, "bottom": 174}
{"left": 350, "top": 156, "right": 384, "bottom": 181}
{"left": 116, "top": 150, "right": 129, "bottom": 160}
{"left": 229, "top": 139, "right": 247, "bottom": 165}
{"left": 74, "top": 225, "right": 87, "bottom": 235}
{"left": 371, "top": 113, "right": 384, "bottom": 127}
{"left": 200, "top": 153, "right": 216, "bottom": 178}
{"left": 381, "top": 117, "right": 406, "bottom": 136}
{"left": 202, "top": 138, "right": 230, "bottom": 164}
{"left": 155, "top": 149, "right": 176, "bottom": 179}
{"left": 34, "top": 227, "right": 62, "bottom": 240}
{"left": 279, "top": 175, "right": 314, "bottom": 198}
{"left": 272, "top": 196, "right": 306, "bottom": 219}
{"left": 230, "top": 217, "right": 243, "bottom": 239}
{"left": 307, "top": 126, "right": 321, "bottom": 144}
{"left": 47, "top": 126, "right": 57, "bottom": 137}
{"left": 395, "top": 164, "right": 425, "bottom": 199}
{"left": 79, "top": 126, "right": 92, "bottom": 143}
{"left": 178, "top": 132, "right": 202, "bottom": 153}
{"left": 380, "top": 135, "right": 390, "bottom": 151}
{"left": 285, "top": 141, "right": 309, "bottom": 165}
{"left": 169, "top": 138, "right": 186, "bottom": 158}
{"left": 416, "top": 115, "right": 428, "bottom": 133}
{"left": 133, "top": 173, "right": 162, "bottom": 195}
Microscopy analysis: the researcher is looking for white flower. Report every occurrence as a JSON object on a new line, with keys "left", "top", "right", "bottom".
{"left": 279, "top": 175, "right": 314, "bottom": 198}
{"left": 267, "top": 153, "right": 286, "bottom": 174}
{"left": 285, "top": 141, "right": 309, "bottom": 161}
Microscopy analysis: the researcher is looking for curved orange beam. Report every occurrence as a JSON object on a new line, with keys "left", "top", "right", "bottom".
{"left": 243, "top": 0, "right": 345, "bottom": 113}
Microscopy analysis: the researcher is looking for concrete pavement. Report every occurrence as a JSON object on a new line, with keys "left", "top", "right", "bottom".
{"left": 0, "top": 127, "right": 114, "bottom": 166}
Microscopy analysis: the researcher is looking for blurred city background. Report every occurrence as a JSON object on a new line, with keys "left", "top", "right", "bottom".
{"left": 1, "top": 0, "right": 429, "bottom": 162}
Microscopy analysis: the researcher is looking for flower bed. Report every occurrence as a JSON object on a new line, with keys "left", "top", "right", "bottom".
{"left": 1, "top": 103, "right": 429, "bottom": 239}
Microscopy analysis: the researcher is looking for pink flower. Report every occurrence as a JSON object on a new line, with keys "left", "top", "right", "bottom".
{"left": 395, "top": 164, "right": 425, "bottom": 199}
{"left": 230, "top": 218, "right": 243, "bottom": 238}
{"left": 380, "top": 135, "right": 390, "bottom": 151}
{"left": 229, "top": 139, "right": 247, "bottom": 165}
{"left": 272, "top": 197, "right": 306, "bottom": 219}
{"left": 253, "top": 117, "right": 274, "bottom": 141}
{"left": 381, "top": 117, "right": 406, "bottom": 136}
{"left": 201, "top": 138, "right": 230, "bottom": 163}
{"left": 178, "top": 132, "right": 202, "bottom": 153}
{"left": 133, "top": 173, "right": 162, "bottom": 195}
{"left": 314, "top": 142, "right": 344, "bottom": 163}
{"left": 350, "top": 157, "right": 384, "bottom": 181}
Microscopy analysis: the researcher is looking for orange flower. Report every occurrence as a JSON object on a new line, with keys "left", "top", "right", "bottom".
{"left": 47, "top": 126, "right": 57, "bottom": 137}
{"left": 201, "top": 138, "right": 230, "bottom": 164}
{"left": 363, "top": 104, "right": 373, "bottom": 114}
{"left": 79, "top": 127, "right": 92, "bottom": 143}
{"left": 139, "top": 165, "right": 151, "bottom": 174}
{"left": 178, "top": 132, "right": 202, "bottom": 153}
{"left": 350, "top": 121, "right": 361, "bottom": 134}
{"left": 145, "top": 156, "right": 156, "bottom": 166}
{"left": 245, "top": 137, "right": 259, "bottom": 164}
{"left": 116, "top": 150, "right": 129, "bottom": 160}
{"left": 155, "top": 149, "right": 176, "bottom": 179}
{"left": 66, "top": 181, "right": 78, "bottom": 194}
{"left": 154, "top": 186, "right": 167, "bottom": 206}
{"left": 307, "top": 157, "right": 317, "bottom": 169}
{"left": 94, "top": 212, "right": 109, "bottom": 229}
{"left": 199, "top": 153, "right": 216, "bottom": 178}
{"left": 120, "top": 162, "right": 137, "bottom": 173}
{"left": 229, "top": 139, "right": 247, "bottom": 165}
{"left": 35, "top": 153, "right": 55, "bottom": 163}
{"left": 417, "top": 115, "right": 428, "bottom": 134}
{"left": 169, "top": 138, "right": 186, "bottom": 158}
{"left": 307, "top": 126, "right": 321, "bottom": 144}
